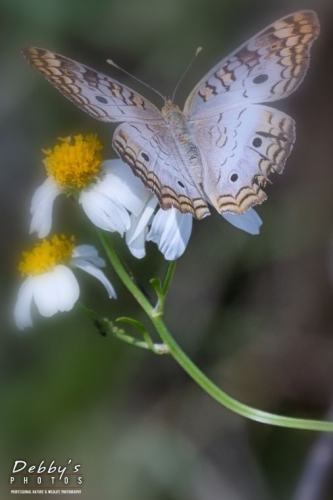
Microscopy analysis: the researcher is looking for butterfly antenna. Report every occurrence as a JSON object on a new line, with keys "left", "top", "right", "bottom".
{"left": 106, "top": 58, "right": 166, "bottom": 101}
{"left": 172, "top": 46, "right": 202, "bottom": 102}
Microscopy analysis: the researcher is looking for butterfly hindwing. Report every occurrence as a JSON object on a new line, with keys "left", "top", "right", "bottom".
{"left": 112, "top": 122, "right": 210, "bottom": 219}
{"left": 185, "top": 11, "right": 320, "bottom": 118}
{"left": 193, "top": 105, "right": 295, "bottom": 213}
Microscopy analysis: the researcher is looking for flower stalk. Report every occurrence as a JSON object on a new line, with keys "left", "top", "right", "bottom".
{"left": 97, "top": 228, "right": 333, "bottom": 433}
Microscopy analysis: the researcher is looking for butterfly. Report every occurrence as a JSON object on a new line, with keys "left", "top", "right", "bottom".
{"left": 23, "top": 10, "right": 320, "bottom": 220}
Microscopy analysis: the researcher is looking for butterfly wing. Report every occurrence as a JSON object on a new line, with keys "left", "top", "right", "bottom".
{"left": 112, "top": 122, "right": 210, "bottom": 219}
{"left": 192, "top": 105, "right": 295, "bottom": 213}
{"left": 184, "top": 11, "right": 320, "bottom": 118}
{"left": 23, "top": 47, "right": 163, "bottom": 123}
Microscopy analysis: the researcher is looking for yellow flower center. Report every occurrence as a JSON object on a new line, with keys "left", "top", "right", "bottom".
{"left": 43, "top": 135, "right": 103, "bottom": 189}
{"left": 18, "top": 235, "right": 76, "bottom": 276}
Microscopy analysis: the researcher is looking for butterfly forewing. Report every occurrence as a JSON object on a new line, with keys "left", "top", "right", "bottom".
{"left": 23, "top": 47, "right": 163, "bottom": 123}
{"left": 184, "top": 11, "right": 320, "bottom": 119}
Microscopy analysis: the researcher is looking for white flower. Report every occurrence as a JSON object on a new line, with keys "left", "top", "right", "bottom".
{"left": 125, "top": 194, "right": 193, "bottom": 261}
{"left": 30, "top": 134, "right": 262, "bottom": 261}
{"left": 30, "top": 136, "right": 150, "bottom": 238}
{"left": 14, "top": 235, "right": 115, "bottom": 330}
{"left": 125, "top": 203, "right": 262, "bottom": 261}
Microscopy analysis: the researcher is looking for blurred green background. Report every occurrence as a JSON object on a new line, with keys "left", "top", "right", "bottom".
{"left": 1, "top": 0, "right": 333, "bottom": 498}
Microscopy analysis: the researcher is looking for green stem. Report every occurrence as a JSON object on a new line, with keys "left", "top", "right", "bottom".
{"left": 162, "top": 261, "right": 177, "bottom": 295}
{"left": 98, "top": 230, "right": 333, "bottom": 432}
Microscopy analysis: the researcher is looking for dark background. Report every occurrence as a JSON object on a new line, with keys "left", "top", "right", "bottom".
{"left": 1, "top": 0, "right": 333, "bottom": 498}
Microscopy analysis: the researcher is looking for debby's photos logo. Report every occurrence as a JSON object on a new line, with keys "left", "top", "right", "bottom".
{"left": 10, "top": 460, "right": 83, "bottom": 495}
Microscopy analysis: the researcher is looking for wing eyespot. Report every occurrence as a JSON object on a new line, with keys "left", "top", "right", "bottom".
{"left": 95, "top": 96, "right": 108, "bottom": 104}
{"left": 230, "top": 173, "right": 239, "bottom": 182}
{"left": 252, "top": 137, "right": 263, "bottom": 148}
{"left": 177, "top": 180, "right": 185, "bottom": 188}
{"left": 141, "top": 152, "right": 150, "bottom": 162}
{"left": 253, "top": 74, "right": 269, "bottom": 84}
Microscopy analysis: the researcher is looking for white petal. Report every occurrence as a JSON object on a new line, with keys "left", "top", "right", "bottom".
{"left": 33, "top": 266, "right": 79, "bottom": 317}
{"left": 222, "top": 209, "right": 263, "bottom": 235}
{"left": 79, "top": 189, "right": 130, "bottom": 235}
{"left": 14, "top": 277, "right": 35, "bottom": 330}
{"left": 32, "top": 273, "right": 58, "bottom": 318}
{"left": 127, "top": 195, "right": 158, "bottom": 245}
{"left": 100, "top": 160, "right": 151, "bottom": 216}
{"left": 125, "top": 196, "right": 158, "bottom": 259}
{"left": 147, "top": 207, "right": 193, "bottom": 260}
{"left": 72, "top": 244, "right": 99, "bottom": 258}
{"left": 29, "top": 178, "right": 61, "bottom": 238}
{"left": 126, "top": 194, "right": 158, "bottom": 259}
{"left": 72, "top": 259, "right": 116, "bottom": 298}
{"left": 52, "top": 265, "right": 80, "bottom": 312}
{"left": 72, "top": 245, "right": 105, "bottom": 268}
{"left": 125, "top": 215, "right": 147, "bottom": 259}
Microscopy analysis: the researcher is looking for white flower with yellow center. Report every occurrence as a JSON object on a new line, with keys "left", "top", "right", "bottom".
{"left": 14, "top": 234, "right": 116, "bottom": 329}
{"left": 30, "top": 134, "right": 262, "bottom": 262}
{"left": 30, "top": 135, "right": 151, "bottom": 238}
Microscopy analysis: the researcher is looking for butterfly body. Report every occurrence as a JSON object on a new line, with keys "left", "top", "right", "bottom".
{"left": 23, "top": 10, "right": 320, "bottom": 220}
{"left": 162, "top": 100, "right": 205, "bottom": 191}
